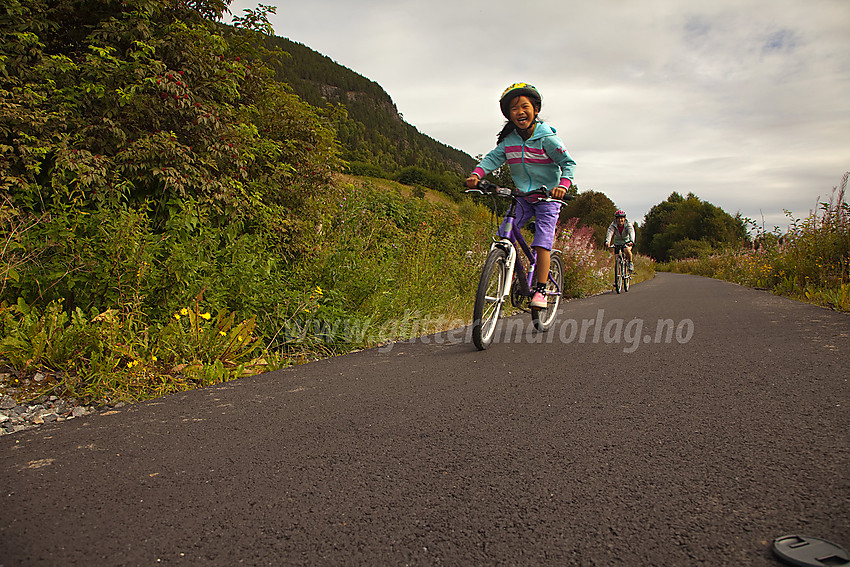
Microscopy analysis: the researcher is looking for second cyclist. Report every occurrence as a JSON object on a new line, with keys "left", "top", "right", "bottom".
{"left": 605, "top": 210, "right": 636, "bottom": 272}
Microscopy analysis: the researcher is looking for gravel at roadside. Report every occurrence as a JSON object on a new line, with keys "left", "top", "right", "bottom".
{"left": 0, "top": 393, "right": 114, "bottom": 436}
{"left": 0, "top": 370, "right": 125, "bottom": 436}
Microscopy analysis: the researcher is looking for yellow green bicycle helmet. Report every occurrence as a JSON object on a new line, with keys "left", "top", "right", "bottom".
{"left": 499, "top": 82, "right": 542, "bottom": 118}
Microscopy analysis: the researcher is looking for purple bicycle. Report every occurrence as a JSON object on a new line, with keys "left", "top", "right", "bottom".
{"left": 465, "top": 179, "right": 571, "bottom": 350}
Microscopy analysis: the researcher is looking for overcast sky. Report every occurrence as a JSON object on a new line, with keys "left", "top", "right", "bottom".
{"left": 226, "top": 0, "right": 849, "bottom": 231}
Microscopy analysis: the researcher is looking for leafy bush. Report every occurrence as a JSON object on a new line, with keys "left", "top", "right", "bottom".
{"left": 394, "top": 166, "right": 464, "bottom": 200}
{"left": 0, "top": 0, "right": 344, "bottom": 318}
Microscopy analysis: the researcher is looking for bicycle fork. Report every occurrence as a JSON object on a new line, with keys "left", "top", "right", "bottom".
{"left": 492, "top": 239, "right": 517, "bottom": 303}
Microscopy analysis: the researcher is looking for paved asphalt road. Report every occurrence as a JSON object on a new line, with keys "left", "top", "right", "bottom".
{"left": 1, "top": 273, "right": 848, "bottom": 566}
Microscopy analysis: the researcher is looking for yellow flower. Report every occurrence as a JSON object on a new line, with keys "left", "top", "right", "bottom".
{"left": 315, "top": 286, "right": 323, "bottom": 295}
{"left": 200, "top": 312, "right": 211, "bottom": 320}
{"left": 151, "top": 355, "right": 157, "bottom": 362}
{"left": 173, "top": 313, "right": 181, "bottom": 320}
{"left": 180, "top": 307, "right": 189, "bottom": 316}
{"left": 219, "top": 330, "right": 226, "bottom": 336}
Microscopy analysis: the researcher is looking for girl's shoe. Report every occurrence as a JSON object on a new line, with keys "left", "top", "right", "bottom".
{"left": 530, "top": 292, "right": 547, "bottom": 309}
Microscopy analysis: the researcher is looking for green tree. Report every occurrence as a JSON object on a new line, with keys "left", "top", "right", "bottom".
{"left": 558, "top": 190, "right": 618, "bottom": 248}
{"left": 639, "top": 192, "right": 748, "bottom": 261}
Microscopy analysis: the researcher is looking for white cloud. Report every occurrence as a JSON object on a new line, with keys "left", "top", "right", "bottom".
{"left": 226, "top": 0, "right": 850, "bottom": 230}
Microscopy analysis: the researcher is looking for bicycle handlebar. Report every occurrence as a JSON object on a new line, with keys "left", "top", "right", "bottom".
{"left": 464, "top": 179, "right": 574, "bottom": 204}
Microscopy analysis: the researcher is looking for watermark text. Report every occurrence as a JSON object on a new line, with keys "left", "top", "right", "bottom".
{"left": 278, "top": 309, "right": 694, "bottom": 354}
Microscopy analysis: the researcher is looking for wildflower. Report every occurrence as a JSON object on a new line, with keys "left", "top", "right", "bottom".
{"left": 315, "top": 286, "right": 323, "bottom": 296}
{"left": 151, "top": 355, "right": 157, "bottom": 362}
{"left": 219, "top": 331, "right": 226, "bottom": 336}
{"left": 173, "top": 313, "right": 181, "bottom": 320}
{"left": 200, "top": 312, "right": 211, "bottom": 320}
{"left": 180, "top": 307, "right": 189, "bottom": 316}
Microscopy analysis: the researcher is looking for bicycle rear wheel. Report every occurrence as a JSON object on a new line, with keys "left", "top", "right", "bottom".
{"left": 532, "top": 251, "right": 563, "bottom": 332}
{"left": 472, "top": 248, "right": 507, "bottom": 350}
{"left": 614, "top": 255, "right": 622, "bottom": 294}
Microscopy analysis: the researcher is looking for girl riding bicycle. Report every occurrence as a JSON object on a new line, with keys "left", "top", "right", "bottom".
{"left": 465, "top": 83, "right": 576, "bottom": 309}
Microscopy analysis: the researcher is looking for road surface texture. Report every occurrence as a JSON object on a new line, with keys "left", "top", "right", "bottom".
{"left": 1, "top": 273, "right": 848, "bottom": 566}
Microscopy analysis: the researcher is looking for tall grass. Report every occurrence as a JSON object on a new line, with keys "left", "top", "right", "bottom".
{"left": 276, "top": 176, "right": 489, "bottom": 353}
{"left": 660, "top": 173, "right": 850, "bottom": 311}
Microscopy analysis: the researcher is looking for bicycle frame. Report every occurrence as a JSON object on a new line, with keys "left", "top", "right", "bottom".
{"left": 491, "top": 199, "right": 548, "bottom": 305}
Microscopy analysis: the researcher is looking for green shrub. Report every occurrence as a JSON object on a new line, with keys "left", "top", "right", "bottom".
{"left": 344, "top": 161, "right": 388, "bottom": 178}
{"left": 669, "top": 238, "right": 714, "bottom": 260}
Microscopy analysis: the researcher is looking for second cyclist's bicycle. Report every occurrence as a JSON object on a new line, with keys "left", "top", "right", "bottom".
{"left": 466, "top": 180, "right": 571, "bottom": 350}
{"left": 611, "top": 244, "right": 631, "bottom": 294}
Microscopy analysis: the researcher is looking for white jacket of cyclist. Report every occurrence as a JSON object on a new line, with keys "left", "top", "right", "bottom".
{"left": 605, "top": 220, "right": 636, "bottom": 246}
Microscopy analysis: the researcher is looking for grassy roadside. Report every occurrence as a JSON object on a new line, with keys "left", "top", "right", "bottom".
{"left": 657, "top": 175, "right": 849, "bottom": 312}
{"left": 0, "top": 174, "right": 654, "bottom": 408}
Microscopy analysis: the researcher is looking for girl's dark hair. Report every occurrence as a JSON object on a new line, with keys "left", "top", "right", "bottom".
{"left": 496, "top": 122, "right": 516, "bottom": 145}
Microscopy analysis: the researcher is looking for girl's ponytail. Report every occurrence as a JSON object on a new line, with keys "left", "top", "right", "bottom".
{"left": 497, "top": 122, "right": 515, "bottom": 144}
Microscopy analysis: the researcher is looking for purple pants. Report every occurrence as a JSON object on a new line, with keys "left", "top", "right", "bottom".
{"left": 511, "top": 195, "right": 561, "bottom": 250}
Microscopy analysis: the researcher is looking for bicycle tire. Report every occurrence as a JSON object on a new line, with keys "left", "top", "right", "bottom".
{"left": 614, "top": 254, "right": 622, "bottom": 294}
{"left": 532, "top": 251, "right": 563, "bottom": 332}
{"left": 472, "top": 248, "right": 508, "bottom": 350}
{"left": 623, "top": 262, "right": 630, "bottom": 292}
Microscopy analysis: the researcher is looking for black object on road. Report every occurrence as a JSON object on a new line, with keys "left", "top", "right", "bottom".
{"left": 773, "top": 535, "right": 849, "bottom": 567}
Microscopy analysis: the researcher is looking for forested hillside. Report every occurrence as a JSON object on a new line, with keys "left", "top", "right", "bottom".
{"left": 263, "top": 35, "right": 477, "bottom": 196}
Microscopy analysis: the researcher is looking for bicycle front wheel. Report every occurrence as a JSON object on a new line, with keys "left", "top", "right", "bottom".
{"left": 614, "top": 256, "right": 622, "bottom": 294}
{"left": 532, "top": 251, "right": 563, "bottom": 332}
{"left": 472, "top": 248, "right": 508, "bottom": 350}
{"left": 623, "top": 262, "right": 630, "bottom": 292}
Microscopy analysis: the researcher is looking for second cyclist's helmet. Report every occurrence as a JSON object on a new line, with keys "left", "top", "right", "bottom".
{"left": 615, "top": 209, "right": 627, "bottom": 218}
{"left": 499, "top": 82, "right": 542, "bottom": 118}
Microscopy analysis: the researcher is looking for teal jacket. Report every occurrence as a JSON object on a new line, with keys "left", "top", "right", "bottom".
{"left": 472, "top": 121, "right": 576, "bottom": 194}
